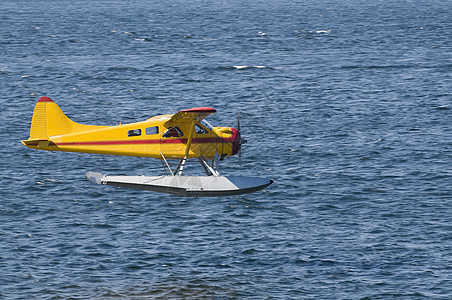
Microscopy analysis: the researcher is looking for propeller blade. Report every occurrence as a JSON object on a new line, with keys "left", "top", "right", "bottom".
{"left": 237, "top": 111, "right": 241, "bottom": 161}
{"left": 237, "top": 110, "right": 241, "bottom": 136}
{"left": 237, "top": 111, "right": 247, "bottom": 145}
{"left": 237, "top": 110, "right": 247, "bottom": 161}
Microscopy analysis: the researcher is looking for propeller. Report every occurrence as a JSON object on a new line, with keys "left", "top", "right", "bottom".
{"left": 237, "top": 111, "right": 247, "bottom": 161}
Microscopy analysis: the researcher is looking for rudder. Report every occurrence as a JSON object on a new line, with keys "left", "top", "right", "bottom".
{"left": 28, "top": 96, "right": 73, "bottom": 139}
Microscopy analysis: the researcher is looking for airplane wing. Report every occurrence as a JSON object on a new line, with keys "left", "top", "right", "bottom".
{"left": 165, "top": 107, "right": 216, "bottom": 125}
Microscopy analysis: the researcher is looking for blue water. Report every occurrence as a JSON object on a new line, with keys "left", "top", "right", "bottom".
{"left": 1, "top": 0, "right": 451, "bottom": 298}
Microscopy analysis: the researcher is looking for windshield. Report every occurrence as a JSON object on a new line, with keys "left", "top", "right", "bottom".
{"left": 201, "top": 119, "right": 214, "bottom": 130}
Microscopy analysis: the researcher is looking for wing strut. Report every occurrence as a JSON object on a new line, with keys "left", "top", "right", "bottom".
{"left": 198, "top": 155, "right": 219, "bottom": 176}
{"left": 161, "top": 119, "right": 220, "bottom": 176}
{"left": 176, "top": 120, "right": 196, "bottom": 175}
{"left": 161, "top": 153, "right": 175, "bottom": 176}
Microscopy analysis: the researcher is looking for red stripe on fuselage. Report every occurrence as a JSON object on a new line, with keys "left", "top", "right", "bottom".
{"left": 55, "top": 136, "right": 236, "bottom": 146}
{"left": 56, "top": 139, "right": 161, "bottom": 146}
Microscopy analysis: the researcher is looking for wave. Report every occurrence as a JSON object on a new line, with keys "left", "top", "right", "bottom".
{"left": 315, "top": 29, "right": 331, "bottom": 34}
{"left": 221, "top": 66, "right": 271, "bottom": 70}
{"left": 134, "top": 38, "right": 152, "bottom": 42}
{"left": 234, "top": 65, "right": 267, "bottom": 70}
{"left": 107, "top": 66, "right": 141, "bottom": 71}
{"left": 340, "top": 64, "right": 416, "bottom": 70}
{"left": 340, "top": 63, "right": 452, "bottom": 70}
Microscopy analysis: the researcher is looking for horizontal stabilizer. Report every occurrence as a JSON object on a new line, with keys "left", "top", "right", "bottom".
{"left": 21, "top": 139, "right": 57, "bottom": 149}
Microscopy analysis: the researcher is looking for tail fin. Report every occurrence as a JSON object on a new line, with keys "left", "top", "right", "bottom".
{"left": 28, "top": 97, "right": 64, "bottom": 139}
{"left": 25, "top": 96, "right": 101, "bottom": 142}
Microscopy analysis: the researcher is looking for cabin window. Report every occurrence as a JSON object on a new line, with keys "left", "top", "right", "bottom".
{"left": 162, "top": 127, "right": 183, "bottom": 138}
{"left": 128, "top": 129, "right": 141, "bottom": 137}
{"left": 146, "top": 126, "right": 159, "bottom": 135}
{"left": 195, "top": 124, "right": 208, "bottom": 134}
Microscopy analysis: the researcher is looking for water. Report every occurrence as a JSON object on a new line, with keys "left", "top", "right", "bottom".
{"left": 1, "top": 0, "right": 451, "bottom": 298}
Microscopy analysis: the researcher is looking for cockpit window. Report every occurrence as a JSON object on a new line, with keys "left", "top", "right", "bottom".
{"left": 128, "top": 129, "right": 141, "bottom": 137}
{"left": 195, "top": 124, "right": 208, "bottom": 134}
{"left": 162, "top": 127, "right": 184, "bottom": 138}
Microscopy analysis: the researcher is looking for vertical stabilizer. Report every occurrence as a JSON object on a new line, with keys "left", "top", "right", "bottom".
{"left": 29, "top": 97, "right": 51, "bottom": 139}
{"left": 26, "top": 96, "right": 104, "bottom": 141}
{"left": 28, "top": 96, "right": 73, "bottom": 139}
{"left": 22, "top": 96, "right": 106, "bottom": 149}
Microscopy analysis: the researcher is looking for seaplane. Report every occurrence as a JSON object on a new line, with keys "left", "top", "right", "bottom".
{"left": 21, "top": 97, "right": 273, "bottom": 196}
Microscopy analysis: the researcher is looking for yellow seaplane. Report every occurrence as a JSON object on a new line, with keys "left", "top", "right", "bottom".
{"left": 22, "top": 96, "right": 273, "bottom": 196}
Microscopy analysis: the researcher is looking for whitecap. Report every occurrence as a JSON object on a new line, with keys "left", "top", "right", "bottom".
{"left": 233, "top": 65, "right": 267, "bottom": 70}
{"left": 134, "top": 38, "right": 151, "bottom": 42}
{"left": 315, "top": 29, "right": 331, "bottom": 34}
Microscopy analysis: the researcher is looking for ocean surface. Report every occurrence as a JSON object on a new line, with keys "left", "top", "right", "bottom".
{"left": 1, "top": 0, "right": 451, "bottom": 298}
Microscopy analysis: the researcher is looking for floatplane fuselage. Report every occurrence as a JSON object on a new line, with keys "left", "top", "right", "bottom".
{"left": 22, "top": 97, "right": 240, "bottom": 160}
{"left": 22, "top": 97, "right": 272, "bottom": 196}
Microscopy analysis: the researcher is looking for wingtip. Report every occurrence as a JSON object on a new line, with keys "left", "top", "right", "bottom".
{"left": 180, "top": 107, "right": 216, "bottom": 113}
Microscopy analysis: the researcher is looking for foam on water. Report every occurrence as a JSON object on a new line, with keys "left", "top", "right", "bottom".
{"left": 233, "top": 65, "right": 268, "bottom": 69}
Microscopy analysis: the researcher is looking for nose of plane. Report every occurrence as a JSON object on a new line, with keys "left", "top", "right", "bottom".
{"left": 232, "top": 128, "right": 240, "bottom": 155}
{"left": 231, "top": 127, "right": 247, "bottom": 156}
